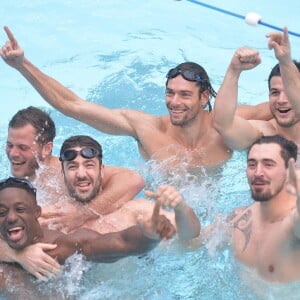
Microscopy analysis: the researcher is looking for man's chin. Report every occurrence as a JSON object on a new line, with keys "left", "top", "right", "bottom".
{"left": 75, "top": 194, "right": 93, "bottom": 204}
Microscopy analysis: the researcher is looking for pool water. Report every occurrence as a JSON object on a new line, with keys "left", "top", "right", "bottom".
{"left": 1, "top": 0, "right": 300, "bottom": 299}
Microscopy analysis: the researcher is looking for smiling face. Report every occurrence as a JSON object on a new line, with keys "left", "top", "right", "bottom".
{"left": 246, "top": 143, "right": 287, "bottom": 202}
{"left": 0, "top": 187, "right": 41, "bottom": 250}
{"left": 269, "top": 76, "right": 300, "bottom": 128}
{"left": 165, "top": 75, "right": 209, "bottom": 127}
{"left": 62, "top": 147, "right": 104, "bottom": 204}
{"left": 6, "top": 124, "right": 44, "bottom": 179}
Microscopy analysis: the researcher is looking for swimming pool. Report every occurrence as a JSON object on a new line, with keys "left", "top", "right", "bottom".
{"left": 1, "top": 0, "right": 300, "bottom": 299}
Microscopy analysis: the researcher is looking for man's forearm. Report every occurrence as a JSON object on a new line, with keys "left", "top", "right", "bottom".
{"left": 280, "top": 60, "right": 300, "bottom": 113}
{"left": 79, "top": 226, "right": 159, "bottom": 262}
{"left": 16, "top": 58, "right": 79, "bottom": 115}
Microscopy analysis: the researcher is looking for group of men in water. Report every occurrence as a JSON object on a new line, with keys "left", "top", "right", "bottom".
{"left": 1, "top": 23, "right": 300, "bottom": 297}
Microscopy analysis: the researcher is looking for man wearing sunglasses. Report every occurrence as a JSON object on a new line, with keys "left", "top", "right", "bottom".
{"left": 6, "top": 106, "right": 145, "bottom": 213}
{"left": 0, "top": 26, "right": 271, "bottom": 173}
{"left": 0, "top": 134, "right": 200, "bottom": 280}
{"left": 0, "top": 177, "right": 176, "bottom": 297}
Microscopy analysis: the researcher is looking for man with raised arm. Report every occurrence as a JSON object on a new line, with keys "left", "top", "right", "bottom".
{"left": 213, "top": 27, "right": 300, "bottom": 154}
{"left": 0, "top": 26, "right": 272, "bottom": 171}
{"left": 192, "top": 135, "right": 300, "bottom": 282}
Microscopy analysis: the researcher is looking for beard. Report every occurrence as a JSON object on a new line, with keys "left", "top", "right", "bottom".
{"left": 251, "top": 180, "right": 285, "bottom": 202}
{"left": 271, "top": 109, "right": 300, "bottom": 128}
{"left": 66, "top": 177, "right": 101, "bottom": 204}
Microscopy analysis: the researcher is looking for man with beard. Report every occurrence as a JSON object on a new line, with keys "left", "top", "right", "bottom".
{"left": 0, "top": 135, "right": 200, "bottom": 281}
{"left": 44, "top": 135, "right": 200, "bottom": 238}
{"left": 190, "top": 135, "right": 300, "bottom": 282}
{"left": 0, "top": 26, "right": 272, "bottom": 172}
{"left": 0, "top": 177, "right": 175, "bottom": 298}
{"left": 230, "top": 135, "right": 300, "bottom": 282}
{"left": 6, "top": 106, "right": 145, "bottom": 213}
{"left": 213, "top": 27, "right": 300, "bottom": 160}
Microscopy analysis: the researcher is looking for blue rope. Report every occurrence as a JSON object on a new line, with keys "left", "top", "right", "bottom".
{"left": 185, "top": 0, "right": 300, "bottom": 38}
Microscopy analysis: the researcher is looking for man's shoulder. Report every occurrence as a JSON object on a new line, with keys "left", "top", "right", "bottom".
{"left": 227, "top": 205, "right": 252, "bottom": 223}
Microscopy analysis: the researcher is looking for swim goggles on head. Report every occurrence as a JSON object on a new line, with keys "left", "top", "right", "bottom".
{"left": 0, "top": 177, "right": 36, "bottom": 195}
{"left": 59, "top": 148, "right": 102, "bottom": 162}
{"left": 166, "top": 67, "right": 204, "bottom": 82}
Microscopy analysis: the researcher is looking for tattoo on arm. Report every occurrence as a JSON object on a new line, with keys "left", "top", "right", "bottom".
{"left": 233, "top": 209, "right": 252, "bottom": 252}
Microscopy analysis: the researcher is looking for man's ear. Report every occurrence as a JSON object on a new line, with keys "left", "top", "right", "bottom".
{"left": 41, "top": 141, "right": 53, "bottom": 160}
{"left": 200, "top": 90, "right": 210, "bottom": 108}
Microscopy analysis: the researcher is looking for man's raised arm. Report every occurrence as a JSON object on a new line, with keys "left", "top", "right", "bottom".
{"left": 0, "top": 26, "right": 142, "bottom": 138}
{"left": 212, "top": 47, "right": 264, "bottom": 150}
{"left": 267, "top": 27, "right": 300, "bottom": 114}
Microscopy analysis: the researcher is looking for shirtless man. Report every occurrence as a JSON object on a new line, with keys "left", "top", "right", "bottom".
{"left": 6, "top": 106, "right": 145, "bottom": 213}
{"left": 192, "top": 135, "right": 300, "bottom": 282}
{"left": 213, "top": 27, "right": 300, "bottom": 157}
{"left": 1, "top": 134, "right": 200, "bottom": 280}
{"left": 0, "top": 26, "right": 272, "bottom": 171}
{"left": 0, "top": 177, "right": 175, "bottom": 298}
{"left": 46, "top": 134, "right": 200, "bottom": 237}
{"left": 231, "top": 135, "right": 300, "bottom": 282}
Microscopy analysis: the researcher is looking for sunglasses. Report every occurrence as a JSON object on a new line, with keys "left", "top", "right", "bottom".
{"left": 59, "top": 148, "right": 102, "bottom": 162}
{"left": 0, "top": 177, "right": 36, "bottom": 195}
{"left": 166, "top": 67, "right": 204, "bottom": 82}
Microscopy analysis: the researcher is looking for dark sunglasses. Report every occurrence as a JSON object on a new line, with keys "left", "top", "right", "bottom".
{"left": 59, "top": 148, "right": 102, "bottom": 162}
{"left": 0, "top": 177, "right": 36, "bottom": 195}
{"left": 166, "top": 67, "right": 204, "bottom": 82}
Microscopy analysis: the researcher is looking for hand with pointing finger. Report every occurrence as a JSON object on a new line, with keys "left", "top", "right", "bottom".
{"left": 0, "top": 26, "right": 25, "bottom": 68}
{"left": 138, "top": 201, "right": 176, "bottom": 240}
{"left": 144, "top": 185, "right": 201, "bottom": 241}
{"left": 266, "top": 26, "right": 291, "bottom": 64}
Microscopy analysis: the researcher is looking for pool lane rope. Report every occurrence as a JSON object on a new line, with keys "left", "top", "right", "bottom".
{"left": 184, "top": 0, "right": 300, "bottom": 38}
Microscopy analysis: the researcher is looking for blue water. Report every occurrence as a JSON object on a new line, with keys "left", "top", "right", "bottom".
{"left": 1, "top": 0, "right": 300, "bottom": 299}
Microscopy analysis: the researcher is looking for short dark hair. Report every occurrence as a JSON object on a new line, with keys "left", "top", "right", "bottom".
{"left": 0, "top": 177, "right": 37, "bottom": 199}
{"left": 8, "top": 106, "right": 56, "bottom": 145}
{"left": 60, "top": 135, "right": 103, "bottom": 161}
{"left": 165, "top": 62, "right": 217, "bottom": 112}
{"left": 247, "top": 135, "right": 298, "bottom": 168}
{"left": 268, "top": 60, "right": 300, "bottom": 90}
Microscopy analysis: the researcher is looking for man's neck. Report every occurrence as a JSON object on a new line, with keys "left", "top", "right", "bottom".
{"left": 168, "top": 111, "right": 211, "bottom": 147}
{"left": 259, "top": 192, "right": 296, "bottom": 223}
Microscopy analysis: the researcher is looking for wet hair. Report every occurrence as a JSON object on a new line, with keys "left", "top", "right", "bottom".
{"left": 267, "top": 60, "right": 300, "bottom": 90}
{"left": 165, "top": 62, "right": 217, "bottom": 112}
{"left": 8, "top": 106, "right": 56, "bottom": 145}
{"left": 247, "top": 135, "right": 298, "bottom": 168}
{"left": 0, "top": 177, "right": 37, "bottom": 199}
{"left": 60, "top": 135, "right": 103, "bottom": 162}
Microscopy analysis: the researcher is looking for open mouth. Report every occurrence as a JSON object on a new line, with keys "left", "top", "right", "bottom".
{"left": 7, "top": 226, "right": 25, "bottom": 242}
{"left": 10, "top": 160, "right": 26, "bottom": 166}
{"left": 76, "top": 181, "right": 91, "bottom": 192}
{"left": 277, "top": 108, "right": 291, "bottom": 114}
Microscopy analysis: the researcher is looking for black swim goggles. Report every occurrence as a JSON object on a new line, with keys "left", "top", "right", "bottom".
{"left": 166, "top": 67, "right": 204, "bottom": 82}
{"left": 0, "top": 177, "right": 36, "bottom": 195}
{"left": 59, "top": 147, "right": 102, "bottom": 162}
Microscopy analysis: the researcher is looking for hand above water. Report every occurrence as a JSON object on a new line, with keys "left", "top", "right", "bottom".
{"left": 0, "top": 26, "right": 25, "bottom": 68}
